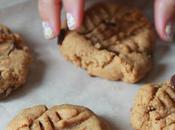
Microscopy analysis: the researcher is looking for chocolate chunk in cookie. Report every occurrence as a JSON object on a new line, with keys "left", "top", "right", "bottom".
{"left": 0, "top": 24, "right": 32, "bottom": 99}
{"left": 171, "top": 74, "right": 175, "bottom": 89}
{"left": 59, "top": 3, "right": 155, "bottom": 83}
{"left": 6, "top": 104, "right": 109, "bottom": 130}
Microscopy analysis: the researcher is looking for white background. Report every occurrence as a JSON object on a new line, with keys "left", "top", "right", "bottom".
{"left": 0, "top": 0, "right": 175, "bottom": 130}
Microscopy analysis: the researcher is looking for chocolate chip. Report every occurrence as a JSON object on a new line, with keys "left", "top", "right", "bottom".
{"left": 58, "top": 29, "right": 68, "bottom": 45}
{"left": 170, "top": 74, "right": 175, "bottom": 88}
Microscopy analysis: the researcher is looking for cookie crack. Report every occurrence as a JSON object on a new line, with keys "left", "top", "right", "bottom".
{"left": 55, "top": 111, "right": 62, "bottom": 120}
{"left": 140, "top": 87, "right": 159, "bottom": 129}
{"left": 102, "top": 55, "right": 115, "bottom": 68}
{"left": 141, "top": 85, "right": 175, "bottom": 130}
{"left": 57, "top": 111, "right": 92, "bottom": 129}
{"left": 23, "top": 106, "right": 48, "bottom": 130}
{"left": 7, "top": 43, "right": 15, "bottom": 56}
{"left": 39, "top": 121, "right": 44, "bottom": 130}
{"left": 164, "top": 90, "right": 175, "bottom": 106}
{"left": 155, "top": 110, "right": 175, "bottom": 121}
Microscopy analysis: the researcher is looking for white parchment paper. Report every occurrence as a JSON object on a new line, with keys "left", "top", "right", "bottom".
{"left": 0, "top": 0, "right": 175, "bottom": 129}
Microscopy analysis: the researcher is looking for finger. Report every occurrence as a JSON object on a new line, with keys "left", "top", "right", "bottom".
{"left": 154, "top": 0, "right": 175, "bottom": 41}
{"left": 63, "top": 0, "right": 84, "bottom": 30}
{"left": 39, "top": 0, "right": 61, "bottom": 39}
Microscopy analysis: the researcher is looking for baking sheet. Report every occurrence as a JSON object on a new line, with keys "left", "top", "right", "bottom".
{"left": 0, "top": 0, "right": 175, "bottom": 129}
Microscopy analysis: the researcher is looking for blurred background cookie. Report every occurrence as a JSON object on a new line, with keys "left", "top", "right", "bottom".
{"left": 131, "top": 79, "right": 175, "bottom": 130}
{"left": 6, "top": 104, "right": 109, "bottom": 130}
{"left": 0, "top": 24, "right": 32, "bottom": 99}
{"left": 59, "top": 2, "right": 155, "bottom": 83}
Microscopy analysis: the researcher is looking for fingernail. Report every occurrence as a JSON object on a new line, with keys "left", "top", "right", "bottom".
{"left": 165, "top": 20, "right": 175, "bottom": 41}
{"left": 66, "top": 13, "right": 76, "bottom": 30}
{"left": 42, "top": 21, "right": 54, "bottom": 39}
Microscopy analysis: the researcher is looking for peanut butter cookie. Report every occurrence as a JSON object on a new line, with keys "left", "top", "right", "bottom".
{"left": 131, "top": 81, "right": 175, "bottom": 130}
{"left": 0, "top": 24, "right": 31, "bottom": 99}
{"left": 6, "top": 104, "right": 109, "bottom": 130}
{"left": 59, "top": 3, "right": 155, "bottom": 83}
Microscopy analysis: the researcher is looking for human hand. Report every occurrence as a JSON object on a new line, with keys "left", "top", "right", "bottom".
{"left": 39, "top": 0, "right": 175, "bottom": 42}
{"left": 38, "top": 0, "right": 84, "bottom": 39}
{"left": 155, "top": 0, "right": 175, "bottom": 42}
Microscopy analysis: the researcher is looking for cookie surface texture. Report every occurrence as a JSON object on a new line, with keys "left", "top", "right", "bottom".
{"left": 6, "top": 104, "right": 108, "bottom": 130}
{"left": 0, "top": 24, "right": 31, "bottom": 98}
{"left": 131, "top": 81, "right": 175, "bottom": 130}
{"left": 59, "top": 3, "right": 155, "bottom": 83}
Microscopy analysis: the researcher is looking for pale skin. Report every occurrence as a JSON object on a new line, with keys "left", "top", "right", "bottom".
{"left": 39, "top": 0, "right": 175, "bottom": 42}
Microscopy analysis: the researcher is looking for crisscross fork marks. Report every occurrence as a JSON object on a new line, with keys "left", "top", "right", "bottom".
{"left": 132, "top": 82, "right": 175, "bottom": 130}
{"left": 31, "top": 110, "right": 92, "bottom": 130}
{"left": 9, "top": 105, "right": 106, "bottom": 130}
{"left": 79, "top": 4, "right": 152, "bottom": 55}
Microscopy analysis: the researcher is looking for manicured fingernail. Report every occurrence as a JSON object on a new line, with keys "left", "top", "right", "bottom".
{"left": 165, "top": 20, "right": 175, "bottom": 41}
{"left": 42, "top": 21, "right": 54, "bottom": 39}
{"left": 66, "top": 13, "right": 76, "bottom": 30}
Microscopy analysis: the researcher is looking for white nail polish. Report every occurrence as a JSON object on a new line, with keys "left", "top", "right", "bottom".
{"left": 165, "top": 21, "right": 175, "bottom": 41}
{"left": 66, "top": 13, "right": 76, "bottom": 30}
{"left": 42, "top": 21, "right": 54, "bottom": 39}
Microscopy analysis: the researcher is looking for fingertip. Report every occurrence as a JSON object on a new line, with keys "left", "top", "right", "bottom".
{"left": 50, "top": 18, "right": 61, "bottom": 36}
{"left": 39, "top": 0, "right": 61, "bottom": 39}
{"left": 75, "top": 0, "right": 85, "bottom": 29}
{"left": 154, "top": 0, "right": 166, "bottom": 41}
{"left": 154, "top": 0, "right": 175, "bottom": 42}
{"left": 63, "top": 0, "right": 84, "bottom": 30}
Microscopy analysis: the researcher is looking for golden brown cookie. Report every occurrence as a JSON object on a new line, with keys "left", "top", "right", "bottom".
{"left": 0, "top": 24, "right": 31, "bottom": 99}
{"left": 6, "top": 104, "right": 109, "bottom": 130}
{"left": 59, "top": 3, "right": 155, "bottom": 83}
{"left": 131, "top": 81, "right": 175, "bottom": 130}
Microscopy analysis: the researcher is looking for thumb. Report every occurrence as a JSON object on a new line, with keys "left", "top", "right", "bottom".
{"left": 154, "top": 0, "right": 175, "bottom": 42}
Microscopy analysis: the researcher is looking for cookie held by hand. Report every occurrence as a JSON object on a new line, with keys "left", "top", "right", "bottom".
{"left": 6, "top": 104, "right": 109, "bottom": 130}
{"left": 59, "top": 3, "right": 155, "bottom": 83}
{"left": 0, "top": 24, "right": 32, "bottom": 99}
